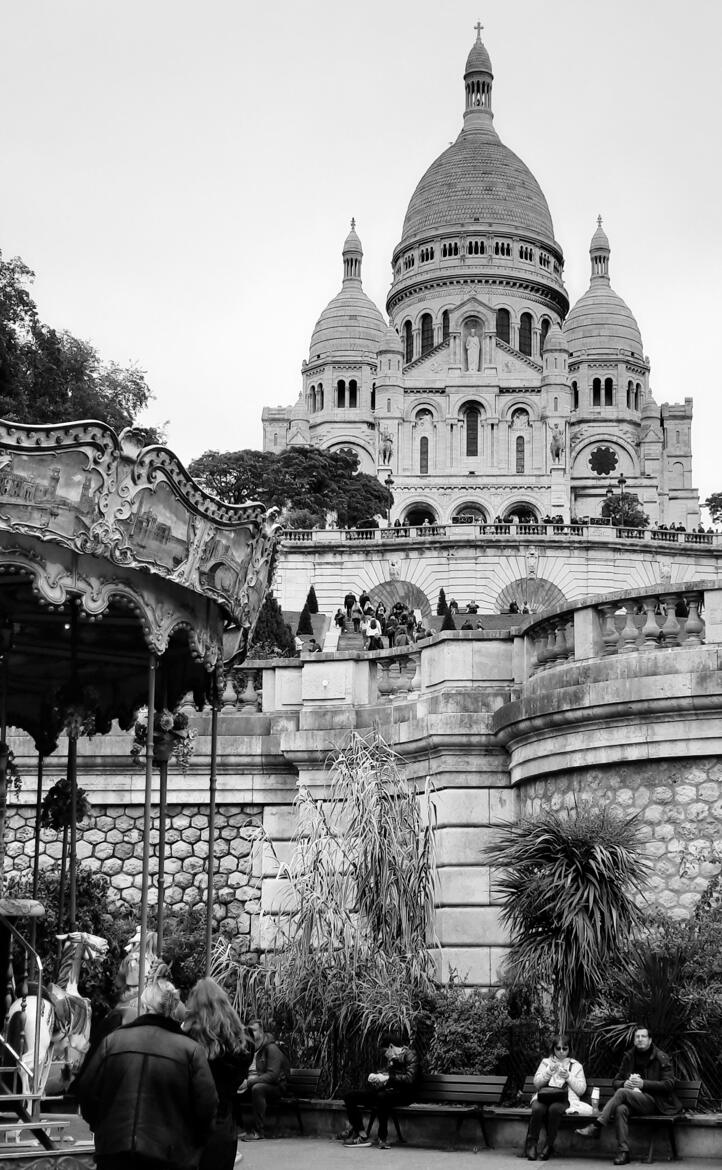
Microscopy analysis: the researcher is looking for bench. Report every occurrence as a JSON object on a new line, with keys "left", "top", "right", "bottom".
{"left": 365, "top": 1073, "right": 508, "bottom": 1148}
{"left": 520, "top": 1075, "right": 702, "bottom": 1161}
{"left": 238, "top": 1067, "right": 322, "bottom": 1136}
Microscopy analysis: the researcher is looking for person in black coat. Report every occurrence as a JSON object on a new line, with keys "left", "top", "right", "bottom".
{"left": 184, "top": 977, "right": 254, "bottom": 1170}
{"left": 75, "top": 978, "right": 217, "bottom": 1170}
{"left": 579, "top": 1025, "right": 680, "bottom": 1164}
{"left": 340, "top": 1031, "right": 419, "bottom": 1148}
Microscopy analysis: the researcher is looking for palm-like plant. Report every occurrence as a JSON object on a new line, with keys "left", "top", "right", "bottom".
{"left": 484, "top": 802, "right": 650, "bottom": 1030}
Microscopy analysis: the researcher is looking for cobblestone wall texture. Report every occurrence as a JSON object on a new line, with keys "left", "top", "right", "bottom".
{"left": 520, "top": 756, "right": 722, "bottom": 916}
{"left": 6, "top": 802, "right": 265, "bottom": 946}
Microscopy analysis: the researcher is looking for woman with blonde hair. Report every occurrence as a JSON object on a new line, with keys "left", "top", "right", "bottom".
{"left": 184, "top": 977, "right": 253, "bottom": 1170}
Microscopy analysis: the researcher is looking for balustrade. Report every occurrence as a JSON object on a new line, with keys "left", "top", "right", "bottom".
{"left": 281, "top": 525, "right": 721, "bottom": 548}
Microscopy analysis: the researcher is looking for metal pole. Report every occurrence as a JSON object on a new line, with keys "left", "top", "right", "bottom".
{"left": 138, "top": 654, "right": 156, "bottom": 1016}
{"left": 68, "top": 734, "right": 78, "bottom": 929}
{"left": 204, "top": 701, "right": 219, "bottom": 974}
{"left": 157, "top": 760, "right": 168, "bottom": 952}
{"left": 29, "top": 754, "right": 44, "bottom": 955}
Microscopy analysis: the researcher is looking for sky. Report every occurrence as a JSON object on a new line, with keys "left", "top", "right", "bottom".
{"left": 1, "top": 0, "right": 720, "bottom": 508}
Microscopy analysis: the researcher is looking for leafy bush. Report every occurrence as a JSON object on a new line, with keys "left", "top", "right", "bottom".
{"left": 426, "top": 975, "right": 511, "bottom": 1073}
{"left": 248, "top": 590, "right": 296, "bottom": 658}
{"left": 161, "top": 904, "right": 208, "bottom": 996}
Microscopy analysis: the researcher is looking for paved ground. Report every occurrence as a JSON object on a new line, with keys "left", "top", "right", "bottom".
{"left": 236, "top": 1138, "right": 714, "bottom": 1170}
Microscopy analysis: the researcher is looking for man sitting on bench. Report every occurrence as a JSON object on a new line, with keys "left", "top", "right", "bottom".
{"left": 579, "top": 1024, "right": 680, "bottom": 1164}
{"left": 339, "top": 1029, "right": 418, "bottom": 1148}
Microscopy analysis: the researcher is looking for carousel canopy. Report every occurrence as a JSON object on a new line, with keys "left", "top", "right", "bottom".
{"left": 0, "top": 420, "right": 279, "bottom": 744}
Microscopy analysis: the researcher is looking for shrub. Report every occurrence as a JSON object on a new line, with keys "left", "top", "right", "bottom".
{"left": 426, "top": 975, "right": 511, "bottom": 1073}
{"left": 440, "top": 609, "right": 456, "bottom": 631}
{"left": 437, "top": 588, "right": 448, "bottom": 615}
{"left": 305, "top": 585, "right": 319, "bottom": 614}
{"left": 296, "top": 605, "right": 314, "bottom": 635}
{"left": 248, "top": 590, "right": 296, "bottom": 658}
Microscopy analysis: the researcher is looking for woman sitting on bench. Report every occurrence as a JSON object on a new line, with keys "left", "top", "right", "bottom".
{"left": 526, "top": 1034, "right": 591, "bottom": 1161}
{"left": 338, "top": 1029, "right": 418, "bottom": 1149}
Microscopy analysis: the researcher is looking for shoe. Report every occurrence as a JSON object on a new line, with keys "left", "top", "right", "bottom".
{"left": 377, "top": 1140, "right": 390, "bottom": 1149}
{"left": 613, "top": 1154, "right": 631, "bottom": 1165}
{"left": 578, "top": 1123, "right": 601, "bottom": 1138}
{"left": 240, "top": 1132, "right": 262, "bottom": 1142}
{"left": 336, "top": 1126, "right": 356, "bottom": 1142}
{"left": 344, "top": 1135, "right": 372, "bottom": 1147}
{"left": 526, "top": 1142, "right": 538, "bottom": 1160}
{"left": 540, "top": 1146, "right": 553, "bottom": 1160}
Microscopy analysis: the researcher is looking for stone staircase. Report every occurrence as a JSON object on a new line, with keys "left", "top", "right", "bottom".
{"left": 336, "top": 630, "right": 365, "bottom": 652}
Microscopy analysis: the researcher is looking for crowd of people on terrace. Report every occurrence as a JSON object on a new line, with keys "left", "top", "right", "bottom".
{"left": 335, "top": 591, "right": 432, "bottom": 647}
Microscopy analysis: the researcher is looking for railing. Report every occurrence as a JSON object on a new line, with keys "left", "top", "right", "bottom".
{"left": 524, "top": 587, "right": 707, "bottom": 678}
{"left": 280, "top": 524, "right": 721, "bottom": 547}
{"left": 0, "top": 914, "right": 45, "bottom": 1117}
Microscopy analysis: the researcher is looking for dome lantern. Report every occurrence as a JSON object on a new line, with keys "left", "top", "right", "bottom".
{"left": 590, "top": 214, "right": 611, "bottom": 281}
{"left": 464, "top": 22, "right": 494, "bottom": 128}
{"left": 343, "top": 217, "right": 363, "bottom": 285}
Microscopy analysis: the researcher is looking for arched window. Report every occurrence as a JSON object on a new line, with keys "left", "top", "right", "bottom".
{"left": 592, "top": 377, "right": 601, "bottom": 407}
{"left": 420, "top": 436, "right": 429, "bottom": 475}
{"left": 403, "top": 320, "right": 413, "bottom": 364}
{"left": 416, "top": 407, "right": 433, "bottom": 421}
{"left": 442, "top": 310, "right": 450, "bottom": 342}
{"left": 519, "top": 312, "right": 532, "bottom": 356}
{"left": 496, "top": 308, "right": 510, "bottom": 344}
{"left": 370, "top": 385, "right": 375, "bottom": 411}
{"left": 273, "top": 432, "right": 278, "bottom": 447}
{"left": 540, "top": 318, "right": 551, "bottom": 351}
{"left": 421, "top": 313, "right": 434, "bottom": 355}
{"left": 516, "top": 436, "right": 525, "bottom": 473}
{"left": 627, "top": 379, "right": 634, "bottom": 409}
{"left": 465, "top": 407, "right": 479, "bottom": 457}
{"left": 309, "top": 385, "right": 316, "bottom": 412}
{"left": 318, "top": 383, "right": 324, "bottom": 409}
{"left": 635, "top": 382, "right": 641, "bottom": 410}
{"left": 572, "top": 380, "right": 579, "bottom": 410}
{"left": 604, "top": 377, "right": 614, "bottom": 406}
{"left": 337, "top": 379, "right": 346, "bottom": 408}
{"left": 348, "top": 379, "right": 358, "bottom": 409}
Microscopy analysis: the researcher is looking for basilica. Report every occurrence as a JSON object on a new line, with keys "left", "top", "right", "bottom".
{"left": 262, "top": 28, "right": 699, "bottom": 531}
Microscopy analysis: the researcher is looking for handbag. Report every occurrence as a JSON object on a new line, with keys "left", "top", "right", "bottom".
{"left": 536, "top": 1086, "right": 569, "bottom": 1105}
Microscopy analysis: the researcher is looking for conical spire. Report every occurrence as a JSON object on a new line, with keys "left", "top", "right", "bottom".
{"left": 342, "top": 218, "right": 363, "bottom": 284}
{"left": 463, "top": 21, "right": 494, "bottom": 127}
{"left": 590, "top": 215, "right": 610, "bottom": 281}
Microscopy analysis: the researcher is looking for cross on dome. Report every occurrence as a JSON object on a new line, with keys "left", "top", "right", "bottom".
{"left": 474, "top": 20, "right": 484, "bottom": 37}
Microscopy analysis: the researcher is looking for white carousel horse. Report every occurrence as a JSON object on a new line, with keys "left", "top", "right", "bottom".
{"left": 107, "top": 928, "right": 170, "bottom": 1029}
{"left": 4, "top": 929, "right": 109, "bottom": 1104}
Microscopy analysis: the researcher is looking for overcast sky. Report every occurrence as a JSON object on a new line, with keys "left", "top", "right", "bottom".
{"left": 1, "top": 0, "right": 720, "bottom": 508}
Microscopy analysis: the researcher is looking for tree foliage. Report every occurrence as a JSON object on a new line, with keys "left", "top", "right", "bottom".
{"left": 247, "top": 590, "right": 296, "bottom": 658}
{"left": 305, "top": 585, "right": 319, "bottom": 615}
{"left": 600, "top": 490, "right": 649, "bottom": 529}
{"left": 441, "top": 609, "right": 457, "bottom": 631}
{"left": 0, "top": 249, "right": 159, "bottom": 435}
{"left": 484, "top": 803, "right": 650, "bottom": 1030}
{"left": 296, "top": 605, "right": 314, "bottom": 636}
{"left": 188, "top": 446, "right": 393, "bottom": 528}
{"left": 704, "top": 493, "right": 722, "bottom": 523}
{"left": 436, "top": 588, "right": 448, "bottom": 616}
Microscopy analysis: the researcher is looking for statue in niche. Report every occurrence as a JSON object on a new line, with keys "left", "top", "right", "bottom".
{"left": 550, "top": 423, "right": 564, "bottom": 464}
{"left": 380, "top": 429, "right": 394, "bottom": 465}
{"left": 465, "top": 327, "right": 481, "bottom": 373}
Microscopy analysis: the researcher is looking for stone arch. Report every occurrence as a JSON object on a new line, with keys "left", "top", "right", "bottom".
{"left": 367, "top": 580, "right": 432, "bottom": 621}
{"left": 496, "top": 576, "right": 567, "bottom": 614}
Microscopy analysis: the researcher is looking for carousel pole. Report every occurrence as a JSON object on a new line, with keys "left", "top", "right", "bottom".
{"left": 138, "top": 654, "right": 157, "bottom": 1016}
{"left": 156, "top": 759, "right": 168, "bottom": 952}
{"left": 204, "top": 681, "right": 220, "bottom": 974}
{"left": 29, "top": 752, "right": 45, "bottom": 954}
{"left": 67, "top": 599, "right": 80, "bottom": 930}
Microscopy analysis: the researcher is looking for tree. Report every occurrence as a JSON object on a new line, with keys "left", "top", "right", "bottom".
{"left": 305, "top": 586, "right": 319, "bottom": 615}
{"left": 704, "top": 493, "right": 722, "bottom": 523}
{"left": 437, "top": 588, "right": 449, "bottom": 616}
{"left": 441, "top": 609, "right": 457, "bottom": 631}
{"left": 188, "top": 446, "right": 393, "bottom": 528}
{"left": 296, "top": 605, "right": 313, "bottom": 636}
{"left": 247, "top": 591, "right": 296, "bottom": 658}
{"left": 601, "top": 490, "right": 649, "bottom": 529}
{"left": 483, "top": 803, "right": 650, "bottom": 1030}
{"left": 0, "top": 249, "right": 159, "bottom": 435}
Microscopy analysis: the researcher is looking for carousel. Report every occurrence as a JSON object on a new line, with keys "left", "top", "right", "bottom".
{"left": 0, "top": 419, "right": 278, "bottom": 1162}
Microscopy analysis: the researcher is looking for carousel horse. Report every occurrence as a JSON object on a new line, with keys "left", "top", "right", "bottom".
{"left": 105, "top": 928, "right": 171, "bottom": 1031}
{"left": 4, "top": 930, "right": 109, "bottom": 1104}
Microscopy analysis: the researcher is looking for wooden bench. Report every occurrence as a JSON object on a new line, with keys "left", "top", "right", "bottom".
{"left": 520, "top": 1075, "right": 702, "bottom": 1162}
{"left": 365, "top": 1073, "right": 508, "bottom": 1148}
{"left": 238, "top": 1067, "right": 322, "bottom": 1136}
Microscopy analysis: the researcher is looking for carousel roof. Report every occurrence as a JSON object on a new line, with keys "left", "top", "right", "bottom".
{"left": 0, "top": 420, "right": 279, "bottom": 745}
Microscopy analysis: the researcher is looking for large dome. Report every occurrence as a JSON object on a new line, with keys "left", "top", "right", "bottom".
{"left": 400, "top": 125, "right": 557, "bottom": 249}
{"left": 308, "top": 222, "right": 386, "bottom": 361}
{"left": 564, "top": 218, "right": 644, "bottom": 358}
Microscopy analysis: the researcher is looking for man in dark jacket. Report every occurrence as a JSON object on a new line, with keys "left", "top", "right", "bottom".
{"left": 579, "top": 1025, "right": 680, "bottom": 1164}
{"left": 239, "top": 1020, "right": 290, "bottom": 1141}
{"left": 340, "top": 1031, "right": 419, "bottom": 1148}
{"left": 75, "top": 978, "right": 217, "bottom": 1170}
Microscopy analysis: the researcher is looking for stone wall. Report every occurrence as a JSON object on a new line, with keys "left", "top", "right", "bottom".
{"left": 520, "top": 756, "right": 722, "bottom": 916}
{"left": 6, "top": 800, "right": 267, "bottom": 946}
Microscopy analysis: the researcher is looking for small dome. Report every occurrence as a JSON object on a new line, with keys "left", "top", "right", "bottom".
{"left": 542, "top": 324, "right": 566, "bottom": 352}
{"left": 379, "top": 324, "right": 404, "bottom": 353}
{"left": 465, "top": 28, "right": 492, "bottom": 75}
{"left": 564, "top": 220, "right": 644, "bottom": 358}
{"left": 309, "top": 222, "right": 386, "bottom": 360}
